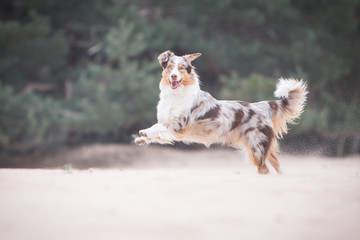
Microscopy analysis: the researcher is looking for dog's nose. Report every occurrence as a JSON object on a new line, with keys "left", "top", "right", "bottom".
{"left": 171, "top": 74, "right": 177, "bottom": 81}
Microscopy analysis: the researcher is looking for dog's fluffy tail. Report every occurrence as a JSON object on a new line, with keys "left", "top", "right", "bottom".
{"left": 271, "top": 78, "right": 308, "bottom": 138}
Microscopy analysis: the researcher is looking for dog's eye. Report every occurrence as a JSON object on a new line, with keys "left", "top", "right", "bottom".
{"left": 178, "top": 66, "right": 185, "bottom": 71}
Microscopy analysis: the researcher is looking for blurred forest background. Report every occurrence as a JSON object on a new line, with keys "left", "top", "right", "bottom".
{"left": 0, "top": 0, "right": 359, "bottom": 158}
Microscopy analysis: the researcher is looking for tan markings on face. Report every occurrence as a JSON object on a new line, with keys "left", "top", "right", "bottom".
{"left": 160, "top": 62, "right": 174, "bottom": 86}
{"left": 178, "top": 64, "right": 186, "bottom": 72}
{"left": 178, "top": 63, "right": 195, "bottom": 86}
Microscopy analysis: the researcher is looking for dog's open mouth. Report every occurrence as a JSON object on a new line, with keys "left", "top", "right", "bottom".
{"left": 170, "top": 80, "right": 181, "bottom": 89}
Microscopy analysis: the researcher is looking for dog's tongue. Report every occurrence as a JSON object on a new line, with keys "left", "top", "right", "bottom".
{"left": 171, "top": 81, "right": 181, "bottom": 89}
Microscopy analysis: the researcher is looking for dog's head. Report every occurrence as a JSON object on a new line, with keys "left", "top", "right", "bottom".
{"left": 158, "top": 50, "right": 201, "bottom": 90}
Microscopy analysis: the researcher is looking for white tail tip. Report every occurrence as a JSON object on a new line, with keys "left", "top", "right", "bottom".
{"left": 274, "top": 78, "right": 306, "bottom": 99}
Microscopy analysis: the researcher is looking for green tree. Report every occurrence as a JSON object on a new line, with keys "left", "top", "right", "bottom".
{"left": 1, "top": 0, "right": 359, "bottom": 156}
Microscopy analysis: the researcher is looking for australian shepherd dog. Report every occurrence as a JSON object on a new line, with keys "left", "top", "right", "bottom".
{"left": 134, "top": 51, "right": 308, "bottom": 174}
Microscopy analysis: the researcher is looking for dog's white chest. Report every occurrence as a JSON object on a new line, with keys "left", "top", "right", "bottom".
{"left": 157, "top": 86, "right": 197, "bottom": 123}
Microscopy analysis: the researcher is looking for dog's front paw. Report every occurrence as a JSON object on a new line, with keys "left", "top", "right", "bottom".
{"left": 139, "top": 129, "right": 148, "bottom": 137}
{"left": 134, "top": 136, "right": 148, "bottom": 146}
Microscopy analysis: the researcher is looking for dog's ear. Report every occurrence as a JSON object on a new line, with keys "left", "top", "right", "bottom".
{"left": 158, "top": 50, "right": 174, "bottom": 69}
{"left": 183, "top": 53, "right": 201, "bottom": 63}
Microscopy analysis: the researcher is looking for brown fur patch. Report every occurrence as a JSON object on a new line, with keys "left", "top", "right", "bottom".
{"left": 197, "top": 105, "right": 221, "bottom": 121}
{"left": 280, "top": 98, "right": 295, "bottom": 117}
{"left": 244, "top": 127, "right": 255, "bottom": 134}
{"left": 243, "top": 109, "right": 255, "bottom": 123}
{"left": 177, "top": 63, "right": 191, "bottom": 74}
{"left": 259, "top": 125, "right": 274, "bottom": 159}
{"left": 260, "top": 125, "right": 274, "bottom": 141}
{"left": 230, "top": 109, "right": 245, "bottom": 130}
{"left": 161, "top": 61, "right": 168, "bottom": 69}
{"left": 268, "top": 100, "right": 278, "bottom": 113}
{"left": 186, "top": 65, "right": 192, "bottom": 73}
{"left": 281, "top": 98, "right": 289, "bottom": 107}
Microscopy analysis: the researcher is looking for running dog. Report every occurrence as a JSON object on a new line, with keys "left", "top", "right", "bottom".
{"left": 134, "top": 51, "right": 308, "bottom": 174}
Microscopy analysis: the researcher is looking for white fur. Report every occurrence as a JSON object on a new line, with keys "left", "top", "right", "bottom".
{"left": 274, "top": 78, "right": 306, "bottom": 98}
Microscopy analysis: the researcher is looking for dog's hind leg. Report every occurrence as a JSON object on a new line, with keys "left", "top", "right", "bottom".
{"left": 264, "top": 140, "right": 283, "bottom": 174}
{"left": 253, "top": 151, "right": 270, "bottom": 174}
{"left": 243, "top": 143, "right": 269, "bottom": 174}
{"left": 243, "top": 126, "right": 275, "bottom": 174}
{"left": 267, "top": 152, "right": 283, "bottom": 174}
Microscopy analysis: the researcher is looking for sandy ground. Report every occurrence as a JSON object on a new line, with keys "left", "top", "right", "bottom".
{"left": 0, "top": 145, "right": 360, "bottom": 240}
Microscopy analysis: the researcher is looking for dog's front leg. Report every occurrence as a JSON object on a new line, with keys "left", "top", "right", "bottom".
{"left": 135, "top": 123, "right": 175, "bottom": 145}
{"left": 167, "top": 116, "right": 189, "bottom": 133}
{"left": 139, "top": 123, "right": 169, "bottom": 139}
